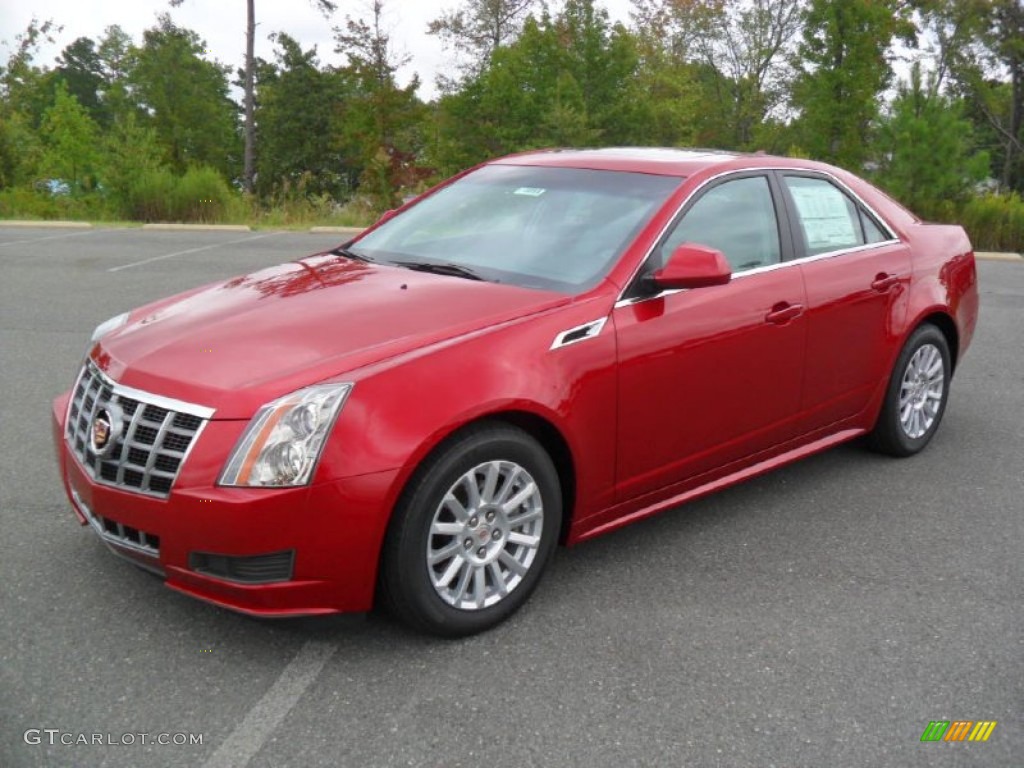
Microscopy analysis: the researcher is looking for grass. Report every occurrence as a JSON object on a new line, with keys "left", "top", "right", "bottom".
{"left": 0, "top": 189, "right": 378, "bottom": 231}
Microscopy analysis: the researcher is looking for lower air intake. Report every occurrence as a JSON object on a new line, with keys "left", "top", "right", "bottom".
{"left": 188, "top": 550, "right": 295, "bottom": 584}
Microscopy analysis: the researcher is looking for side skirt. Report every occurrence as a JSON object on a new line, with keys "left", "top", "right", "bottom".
{"left": 572, "top": 427, "right": 865, "bottom": 543}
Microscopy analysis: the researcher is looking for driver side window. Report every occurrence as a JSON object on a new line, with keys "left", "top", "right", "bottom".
{"left": 659, "top": 176, "right": 781, "bottom": 273}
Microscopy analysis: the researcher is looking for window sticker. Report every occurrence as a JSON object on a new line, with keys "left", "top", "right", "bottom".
{"left": 789, "top": 183, "right": 858, "bottom": 248}
{"left": 513, "top": 187, "right": 546, "bottom": 197}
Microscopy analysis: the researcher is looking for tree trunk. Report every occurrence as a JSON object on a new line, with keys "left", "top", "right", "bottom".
{"left": 1003, "top": 61, "right": 1022, "bottom": 191}
{"left": 243, "top": 0, "right": 256, "bottom": 194}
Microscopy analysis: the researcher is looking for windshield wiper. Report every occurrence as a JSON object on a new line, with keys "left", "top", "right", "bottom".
{"left": 392, "top": 260, "right": 485, "bottom": 281}
{"left": 332, "top": 246, "right": 373, "bottom": 263}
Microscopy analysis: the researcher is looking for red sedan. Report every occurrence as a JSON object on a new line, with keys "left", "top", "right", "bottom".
{"left": 52, "top": 149, "right": 979, "bottom": 636}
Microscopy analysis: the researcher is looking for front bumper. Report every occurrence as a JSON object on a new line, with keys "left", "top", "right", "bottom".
{"left": 52, "top": 391, "right": 398, "bottom": 617}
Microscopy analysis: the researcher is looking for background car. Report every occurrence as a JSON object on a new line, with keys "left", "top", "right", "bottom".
{"left": 52, "top": 148, "right": 979, "bottom": 636}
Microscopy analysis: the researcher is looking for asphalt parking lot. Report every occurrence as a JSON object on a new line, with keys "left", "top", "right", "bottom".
{"left": 0, "top": 225, "right": 1020, "bottom": 767}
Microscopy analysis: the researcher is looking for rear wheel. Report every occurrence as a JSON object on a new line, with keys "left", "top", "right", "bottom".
{"left": 867, "top": 324, "right": 951, "bottom": 457}
{"left": 381, "top": 423, "right": 561, "bottom": 637}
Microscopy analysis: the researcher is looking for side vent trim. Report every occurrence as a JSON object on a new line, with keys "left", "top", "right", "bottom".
{"left": 550, "top": 318, "right": 608, "bottom": 350}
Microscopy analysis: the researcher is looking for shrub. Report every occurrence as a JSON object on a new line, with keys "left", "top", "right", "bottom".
{"left": 125, "top": 168, "right": 178, "bottom": 221}
{"left": 123, "top": 166, "right": 237, "bottom": 222}
{"left": 171, "top": 166, "right": 234, "bottom": 222}
{"left": 960, "top": 193, "right": 1024, "bottom": 253}
{"left": 0, "top": 186, "right": 61, "bottom": 219}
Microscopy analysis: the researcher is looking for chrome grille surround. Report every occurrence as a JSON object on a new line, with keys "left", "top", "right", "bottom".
{"left": 65, "top": 358, "right": 214, "bottom": 498}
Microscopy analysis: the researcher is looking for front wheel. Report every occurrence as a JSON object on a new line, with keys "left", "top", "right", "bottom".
{"left": 380, "top": 423, "right": 562, "bottom": 637}
{"left": 867, "top": 324, "right": 952, "bottom": 457}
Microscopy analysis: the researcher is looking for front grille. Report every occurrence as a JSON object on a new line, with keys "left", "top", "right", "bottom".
{"left": 99, "top": 515, "right": 161, "bottom": 555}
{"left": 189, "top": 550, "right": 295, "bottom": 584}
{"left": 70, "top": 487, "right": 161, "bottom": 558}
{"left": 65, "top": 358, "right": 213, "bottom": 498}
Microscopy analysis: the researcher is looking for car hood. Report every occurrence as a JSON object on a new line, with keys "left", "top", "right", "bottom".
{"left": 94, "top": 254, "right": 569, "bottom": 418}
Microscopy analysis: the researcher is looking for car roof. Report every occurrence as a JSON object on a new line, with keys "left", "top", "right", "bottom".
{"left": 491, "top": 147, "right": 812, "bottom": 177}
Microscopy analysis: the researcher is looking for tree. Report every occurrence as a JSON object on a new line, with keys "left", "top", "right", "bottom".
{"left": 0, "top": 18, "right": 63, "bottom": 128}
{"left": 0, "top": 19, "right": 63, "bottom": 187}
{"left": 433, "top": 0, "right": 639, "bottom": 170}
{"left": 169, "top": 0, "right": 336, "bottom": 195}
{"left": 792, "top": 0, "right": 914, "bottom": 169}
{"left": 94, "top": 25, "right": 138, "bottom": 125}
{"left": 428, "top": 0, "right": 538, "bottom": 86}
{"left": 131, "top": 15, "right": 240, "bottom": 178}
{"left": 334, "top": 0, "right": 427, "bottom": 209}
{"left": 55, "top": 37, "right": 109, "bottom": 126}
{"left": 102, "top": 112, "right": 168, "bottom": 212}
{"left": 875, "top": 63, "right": 990, "bottom": 217}
{"left": 920, "top": 0, "right": 1024, "bottom": 191}
{"left": 631, "top": 0, "right": 805, "bottom": 148}
{"left": 38, "top": 82, "right": 102, "bottom": 190}
{"left": 256, "top": 34, "right": 346, "bottom": 198}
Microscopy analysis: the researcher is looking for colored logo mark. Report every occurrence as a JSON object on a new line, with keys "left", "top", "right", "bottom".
{"left": 920, "top": 720, "right": 997, "bottom": 742}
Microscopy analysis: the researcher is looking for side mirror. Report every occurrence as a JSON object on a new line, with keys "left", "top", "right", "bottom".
{"left": 651, "top": 243, "right": 732, "bottom": 289}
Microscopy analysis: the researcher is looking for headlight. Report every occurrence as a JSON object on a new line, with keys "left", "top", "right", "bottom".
{"left": 90, "top": 312, "right": 130, "bottom": 342}
{"left": 218, "top": 382, "right": 353, "bottom": 487}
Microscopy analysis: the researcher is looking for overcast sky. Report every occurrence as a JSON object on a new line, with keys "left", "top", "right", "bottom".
{"left": 0, "top": 0, "right": 636, "bottom": 101}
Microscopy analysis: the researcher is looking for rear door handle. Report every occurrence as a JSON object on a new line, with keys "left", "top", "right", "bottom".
{"left": 871, "top": 273, "right": 900, "bottom": 291}
{"left": 765, "top": 302, "right": 804, "bottom": 325}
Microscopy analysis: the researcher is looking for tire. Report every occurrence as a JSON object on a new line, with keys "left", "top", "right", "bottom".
{"left": 380, "top": 423, "right": 562, "bottom": 637}
{"left": 867, "top": 323, "right": 952, "bottom": 457}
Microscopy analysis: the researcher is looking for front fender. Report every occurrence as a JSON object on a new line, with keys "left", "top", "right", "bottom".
{"left": 317, "top": 299, "right": 620, "bottom": 524}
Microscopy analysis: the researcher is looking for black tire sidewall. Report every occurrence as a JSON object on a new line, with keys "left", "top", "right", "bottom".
{"left": 878, "top": 324, "right": 952, "bottom": 456}
{"left": 384, "top": 425, "right": 562, "bottom": 637}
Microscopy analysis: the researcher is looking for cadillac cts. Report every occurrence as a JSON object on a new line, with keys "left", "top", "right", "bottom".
{"left": 52, "top": 148, "right": 979, "bottom": 636}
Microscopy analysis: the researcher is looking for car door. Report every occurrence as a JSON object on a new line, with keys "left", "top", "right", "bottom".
{"left": 613, "top": 173, "right": 808, "bottom": 502}
{"left": 778, "top": 173, "right": 911, "bottom": 430}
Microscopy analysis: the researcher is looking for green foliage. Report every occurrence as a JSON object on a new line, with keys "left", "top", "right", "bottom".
{"left": 131, "top": 15, "right": 240, "bottom": 178}
{"left": 428, "top": 0, "right": 539, "bottom": 85}
{"left": 123, "top": 167, "right": 177, "bottom": 221}
{"left": 875, "top": 65, "right": 990, "bottom": 219}
{"left": 333, "top": 0, "right": 428, "bottom": 211}
{"left": 1, "top": 2, "right": 1022, "bottom": 233}
{"left": 171, "top": 166, "right": 235, "bottom": 221}
{"left": 0, "top": 183, "right": 108, "bottom": 220}
{"left": 635, "top": 0, "right": 804, "bottom": 149}
{"left": 38, "top": 82, "right": 101, "bottom": 190}
{"left": 793, "top": 0, "right": 914, "bottom": 169}
{"left": 959, "top": 193, "right": 1024, "bottom": 252}
{"left": 256, "top": 34, "right": 346, "bottom": 199}
{"left": 101, "top": 113, "right": 168, "bottom": 211}
{"left": 55, "top": 37, "right": 109, "bottom": 126}
{"left": 125, "top": 166, "right": 235, "bottom": 222}
{"left": 432, "top": 0, "right": 639, "bottom": 172}
{"left": 0, "top": 109, "right": 43, "bottom": 187}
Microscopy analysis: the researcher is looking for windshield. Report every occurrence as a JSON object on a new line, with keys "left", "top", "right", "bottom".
{"left": 349, "top": 165, "right": 683, "bottom": 293}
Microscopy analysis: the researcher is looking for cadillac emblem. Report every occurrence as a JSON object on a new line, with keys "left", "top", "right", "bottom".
{"left": 90, "top": 405, "right": 123, "bottom": 457}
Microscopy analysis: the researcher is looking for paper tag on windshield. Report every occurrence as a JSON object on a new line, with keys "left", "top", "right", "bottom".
{"left": 514, "top": 187, "right": 546, "bottom": 197}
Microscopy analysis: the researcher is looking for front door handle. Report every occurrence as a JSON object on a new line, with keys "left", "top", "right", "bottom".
{"left": 871, "top": 273, "right": 900, "bottom": 291}
{"left": 765, "top": 302, "right": 804, "bottom": 325}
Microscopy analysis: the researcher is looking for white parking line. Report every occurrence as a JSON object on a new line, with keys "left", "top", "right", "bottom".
{"left": 108, "top": 232, "right": 281, "bottom": 272}
{"left": 203, "top": 640, "right": 337, "bottom": 768}
{"left": 0, "top": 229, "right": 107, "bottom": 250}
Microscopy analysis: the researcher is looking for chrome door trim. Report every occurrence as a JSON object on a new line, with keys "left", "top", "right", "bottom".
{"left": 614, "top": 166, "right": 902, "bottom": 307}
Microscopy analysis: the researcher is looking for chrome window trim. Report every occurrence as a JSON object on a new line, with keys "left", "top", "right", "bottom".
{"left": 612, "top": 240, "right": 900, "bottom": 309}
{"left": 613, "top": 166, "right": 902, "bottom": 307}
